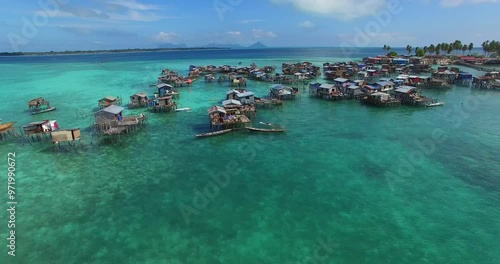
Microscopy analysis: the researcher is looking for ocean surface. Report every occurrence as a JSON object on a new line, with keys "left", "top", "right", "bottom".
{"left": 0, "top": 48, "right": 499, "bottom": 264}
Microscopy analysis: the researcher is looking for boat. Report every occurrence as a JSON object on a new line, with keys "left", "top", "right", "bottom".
{"left": 175, "top": 107, "right": 192, "bottom": 112}
{"left": 195, "top": 129, "right": 232, "bottom": 138}
{"left": 0, "top": 122, "right": 15, "bottom": 132}
{"left": 246, "top": 127, "right": 286, "bottom": 133}
{"left": 28, "top": 98, "right": 56, "bottom": 115}
{"left": 31, "top": 107, "right": 57, "bottom": 115}
{"left": 425, "top": 102, "right": 445, "bottom": 107}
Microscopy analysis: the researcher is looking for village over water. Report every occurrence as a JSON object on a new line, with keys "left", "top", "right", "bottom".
{"left": 1, "top": 45, "right": 499, "bottom": 145}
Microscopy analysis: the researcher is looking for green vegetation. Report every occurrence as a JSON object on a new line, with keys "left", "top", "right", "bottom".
{"left": 387, "top": 51, "right": 398, "bottom": 57}
{"left": 481, "top": 40, "right": 500, "bottom": 57}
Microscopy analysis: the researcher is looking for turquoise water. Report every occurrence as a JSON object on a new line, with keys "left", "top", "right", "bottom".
{"left": 0, "top": 48, "right": 499, "bottom": 264}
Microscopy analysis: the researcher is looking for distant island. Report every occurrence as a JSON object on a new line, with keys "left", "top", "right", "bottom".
{"left": 0, "top": 47, "right": 228, "bottom": 57}
{"left": 0, "top": 42, "right": 269, "bottom": 56}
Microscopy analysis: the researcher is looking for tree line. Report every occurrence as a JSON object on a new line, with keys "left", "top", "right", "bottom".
{"left": 383, "top": 40, "right": 500, "bottom": 57}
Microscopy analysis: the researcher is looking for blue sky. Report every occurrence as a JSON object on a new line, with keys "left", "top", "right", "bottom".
{"left": 1, "top": 0, "right": 499, "bottom": 52}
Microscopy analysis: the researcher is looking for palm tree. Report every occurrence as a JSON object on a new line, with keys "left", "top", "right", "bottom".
{"left": 406, "top": 45, "right": 412, "bottom": 55}
{"left": 441, "top": 43, "right": 448, "bottom": 55}
{"left": 383, "top": 45, "right": 388, "bottom": 52}
{"left": 489, "top": 41, "right": 499, "bottom": 56}
{"left": 423, "top": 46, "right": 428, "bottom": 55}
{"left": 453, "top": 40, "right": 462, "bottom": 55}
{"left": 429, "top": 44, "right": 436, "bottom": 54}
{"left": 447, "top": 44, "right": 454, "bottom": 55}
{"left": 482, "top": 40, "right": 490, "bottom": 55}
{"left": 461, "top": 44, "right": 467, "bottom": 55}
{"left": 436, "top": 44, "right": 441, "bottom": 55}
{"left": 468, "top": 43, "right": 473, "bottom": 55}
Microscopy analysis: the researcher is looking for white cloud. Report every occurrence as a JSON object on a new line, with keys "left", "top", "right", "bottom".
{"left": 270, "top": 0, "right": 388, "bottom": 20}
{"left": 226, "top": 31, "right": 242, "bottom": 36}
{"left": 440, "top": 0, "right": 499, "bottom": 7}
{"left": 252, "top": 29, "right": 276, "bottom": 38}
{"left": 108, "top": 0, "right": 160, "bottom": 10}
{"left": 108, "top": 11, "right": 163, "bottom": 21}
{"left": 155, "top": 32, "right": 181, "bottom": 43}
{"left": 238, "top": 19, "right": 264, "bottom": 24}
{"left": 298, "top": 20, "right": 316, "bottom": 29}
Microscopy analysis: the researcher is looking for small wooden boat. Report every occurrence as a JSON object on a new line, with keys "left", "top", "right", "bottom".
{"left": 175, "top": 107, "right": 192, "bottom": 112}
{"left": 247, "top": 127, "right": 286, "bottom": 133}
{"left": 195, "top": 129, "right": 232, "bottom": 138}
{"left": 31, "top": 107, "right": 56, "bottom": 115}
{"left": 425, "top": 102, "right": 445, "bottom": 107}
{"left": 0, "top": 122, "right": 15, "bottom": 132}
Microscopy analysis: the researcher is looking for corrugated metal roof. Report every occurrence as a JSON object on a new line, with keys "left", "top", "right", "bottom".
{"left": 222, "top": 99, "right": 242, "bottom": 106}
{"left": 319, "top": 84, "right": 335, "bottom": 89}
{"left": 236, "top": 92, "right": 254, "bottom": 97}
{"left": 99, "top": 105, "right": 124, "bottom": 115}
{"left": 395, "top": 86, "right": 416, "bottom": 93}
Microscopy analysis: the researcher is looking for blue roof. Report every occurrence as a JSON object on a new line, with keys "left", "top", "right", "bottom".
{"left": 365, "top": 85, "right": 378, "bottom": 90}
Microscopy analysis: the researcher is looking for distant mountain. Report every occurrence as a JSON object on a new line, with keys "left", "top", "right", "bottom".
{"left": 158, "top": 43, "right": 187, "bottom": 49}
{"left": 247, "top": 42, "right": 267, "bottom": 49}
{"left": 201, "top": 43, "right": 243, "bottom": 49}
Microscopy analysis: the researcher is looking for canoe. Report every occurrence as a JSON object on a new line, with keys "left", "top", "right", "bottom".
{"left": 31, "top": 107, "right": 56, "bottom": 115}
{"left": 175, "top": 107, "right": 192, "bottom": 112}
{"left": 425, "top": 102, "right": 445, "bottom": 107}
{"left": 0, "top": 122, "right": 15, "bottom": 132}
{"left": 247, "top": 127, "right": 286, "bottom": 132}
{"left": 195, "top": 129, "right": 232, "bottom": 138}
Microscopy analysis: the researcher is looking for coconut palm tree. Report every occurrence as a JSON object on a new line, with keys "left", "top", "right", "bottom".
{"left": 462, "top": 44, "right": 468, "bottom": 54}
{"left": 482, "top": 40, "right": 490, "bottom": 55}
{"left": 468, "top": 43, "right": 473, "bottom": 55}
{"left": 429, "top": 44, "right": 436, "bottom": 54}
{"left": 447, "top": 43, "right": 454, "bottom": 55}
{"left": 453, "top": 40, "right": 462, "bottom": 55}
{"left": 383, "top": 45, "right": 388, "bottom": 52}
{"left": 436, "top": 44, "right": 441, "bottom": 55}
{"left": 423, "top": 46, "right": 428, "bottom": 55}
{"left": 406, "top": 45, "right": 412, "bottom": 55}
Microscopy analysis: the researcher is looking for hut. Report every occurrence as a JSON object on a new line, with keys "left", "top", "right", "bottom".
{"left": 94, "top": 105, "right": 147, "bottom": 136}
{"left": 51, "top": 128, "right": 81, "bottom": 148}
{"left": 375, "top": 81, "right": 395, "bottom": 92}
{"left": 208, "top": 105, "right": 251, "bottom": 131}
{"left": 394, "top": 86, "right": 437, "bottom": 106}
{"left": 317, "top": 83, "right": 335, "bottom": 99}
{"left": 151, "top": 96, "right": 176, "bottom": 112}
{"left": 94, "top": 105, "right": 124, "bottom": 124}
{"left": 346, "top": 85, "right": 363, "bottom": 99}
{"left": 361, "top": 92, "right": 400, "bottom": 107}
{"left": 157, "top": 83, "right": 179, "bottom": 99}
{"left": 270, "top": 84, "right": 297, "bottom": 100}
{"left": 333, "top": 77, "right": 350, "bottom": 87}
{"left": 98, "top": 96, "right": 122, "bottom": 108}
{"left": 231, "top": 76, "right": 247, "bottom": 87}
{"left": 222, "top": 99, "right": 242, "bottom": 109}
{"left": 22, "top": 120, "right": 59, "bottom": 143}
{"left": 129, "top": 92, "right": 149, "bottom": 109}
{"left": 236, "top": 92, "right": 255, "bottom": 105}
{"left": 309, "top": 83, "right": 321, "bottom": 96}
{"left": 226, "top": 89, "right": 241, "bottom": 100}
